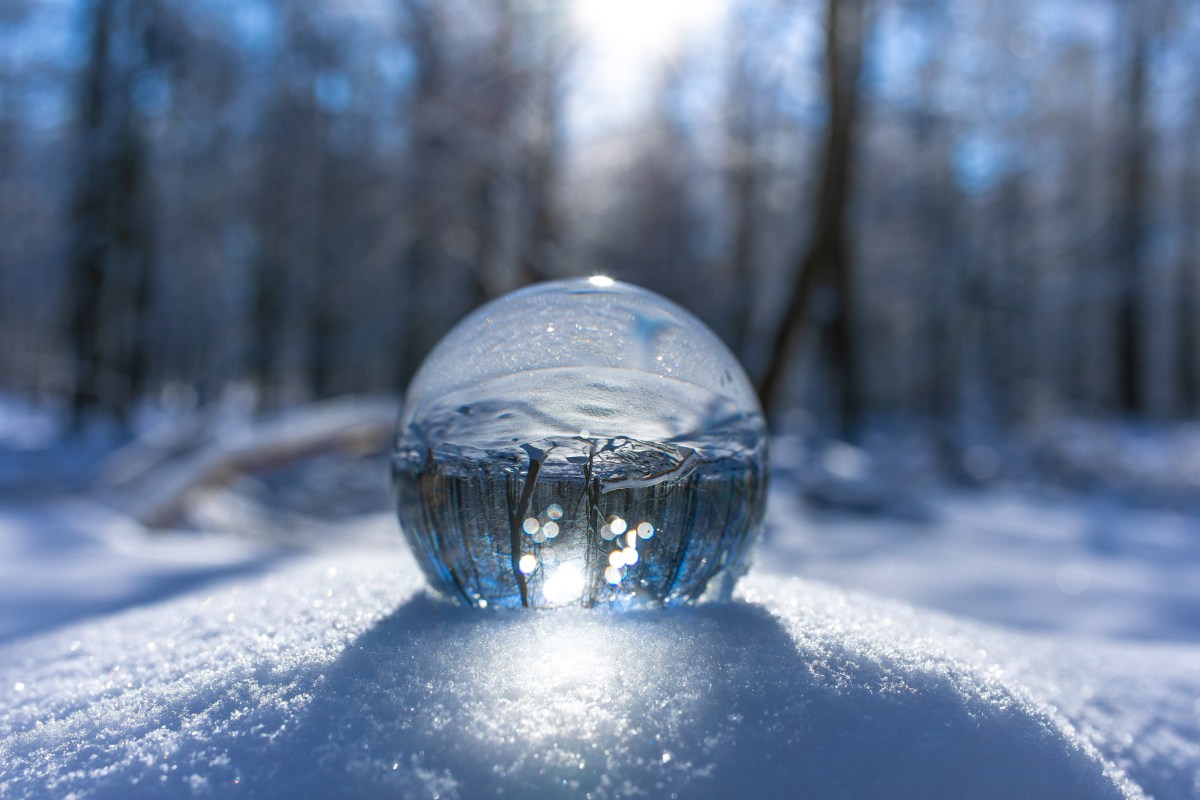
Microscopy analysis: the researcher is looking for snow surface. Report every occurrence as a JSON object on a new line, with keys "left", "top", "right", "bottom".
{"left": 760, "top": 487, "right": 1200, "bottom": 644}
{"left": 3, "top": 404, "right": 1200, "bottom": 798}
{"left": 1, "top": 544, "right": 1197, "bottom": 799}
{"left": 0, "top": 501, "right": 278, "bottom": 645}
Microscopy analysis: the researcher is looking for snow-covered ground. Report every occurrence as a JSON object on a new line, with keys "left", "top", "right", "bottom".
{"left": 1, "top": 545, "right": 1197, "bottom": 799}
{"left": 763, "top": 487, "right": 1200, "bottom": 644}
{"left": 1, "top": 401, "right": 1198, "bottom": 798}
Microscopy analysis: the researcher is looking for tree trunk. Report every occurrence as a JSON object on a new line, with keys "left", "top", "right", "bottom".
{"left": 308, "top": 111, "right": 336, "bottom": 400}
{"left": 112, "top": 114, "right": 154, "bottom": 413}
{"left": 250, "top": 238, "right": 284, "bottom": 410}
{"left": 467, "top": 1, "right": 513, "bottom": 302}
{"left": 67, "top": 0, "right": 154, "bottom": 429}
{"left": 1177, "top": 101, "right": 1200, "bottom": 416}
{"left": 1114, "top": 0, "right": 1151, "bottom": 414}
{"left": 756, "top": 0, "right": 868, "bottom": 438}
{"left": 66, "top": 0, "right": 115, "bottom": 429}
{"left": 724, "top": 16, "right": 761, "bottom": 357}
{"left": 1176, "top": 255, "right": 1198, "bottom": 416}
{"left": 395, "top": 0, "right": 446, "bottom": 391}
{"left": 516, "top": 1, "right": 563, "bottom": 287}
{"left": 249, "top": 110, "right": 291, "bottom": 411}
{"left": 517, "top": 104, "right": 559, "bottom": 287}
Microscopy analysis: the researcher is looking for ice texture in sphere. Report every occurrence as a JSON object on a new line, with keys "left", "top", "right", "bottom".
{"left": 392, "top": 277, "right": 768, "bottom": 608}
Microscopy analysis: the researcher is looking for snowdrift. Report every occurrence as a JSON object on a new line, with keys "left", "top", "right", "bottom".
{"left": 2, "top": 551, "right": 1196, "bottom": 799}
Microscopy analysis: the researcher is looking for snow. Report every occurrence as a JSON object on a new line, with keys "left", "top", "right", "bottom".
{"left": 760, "top": 487, "right": 1200, "bottom": 644}
{"left": 1, "top": 408, "right": 1199, "bottom": 798}
{"left": 100, "top": 397, "right": 395, "bottom": 528}
{"left": 0, "top": 501, "right": 276, "bottom": 644}
{"left": 1, "top": 534, "right": 1198, "bottom": 798}
{"left": 3, "top": 548, "right": 1194, "bottom": 799}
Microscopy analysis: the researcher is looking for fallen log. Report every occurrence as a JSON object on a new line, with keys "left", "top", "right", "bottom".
{"left": 102, "top": 397, "right": 397, "bottom": 529}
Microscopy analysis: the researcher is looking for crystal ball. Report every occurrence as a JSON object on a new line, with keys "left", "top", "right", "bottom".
{"left": 392, "top": 277, "right": 768, "bottom": 608}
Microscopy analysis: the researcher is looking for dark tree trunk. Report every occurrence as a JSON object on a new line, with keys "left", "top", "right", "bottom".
{"left": 250, "top": 245, "right": 283, "bottom": 410}
{"left": 466, "top": 1, "right": 513, "bottom": 302}
{"left": 1177, "top": 257, "right": 1198, "bottom": 416}
{"left": 514, "top": 0, "right": 562, "bottom": 288}
{"left": 308, "top": 222, "right": 337, "bottom": 399}
{"left": 756, "top": 0, "right": 868, "bottom": 438}
{"left": 395, "top": 0, "right": 446, "bottom": 391}
{"left": 517, "top": 67, "right": 560, "bottom": 287}
{"left": 112, "top": 118, "right": 154, "bottom": 411}
{"left": 67, "top": 0, "right": 154, "bottom": 429}
{"left": 249, "top": 117, "right": 290, "bottom": 411}
{"left": 1114, "top": 0, "right": 1150, "bottom": 414}
{"left": 727, "top": 148, "right": 758, "bottom": 356}
{"left": 308, "top": 112, "right": 336, "bottom": 400}
{"left": 66, "top": 0, "right": 115, "bottom": 429}
{"left": 469, "top": 166, "right": 499, "bottom": 302}
{"left": 517, "top": 115, "right": 559, "bottom": 287}
{"left": 724, "top": 20, "right": 761, "bottom": 357}
{"left": 1177, "top": 108, "right": 1200, "bottom": 416}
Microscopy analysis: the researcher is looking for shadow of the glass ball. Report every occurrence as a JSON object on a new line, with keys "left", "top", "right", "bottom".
{"left": 250, "top": 594, "right": 1121, "bottom": 800}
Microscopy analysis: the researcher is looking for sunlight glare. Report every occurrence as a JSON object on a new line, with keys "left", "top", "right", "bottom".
{"left": 568, "top": 0, "right": 728, "bottom": 133}
{"left": 572, "top": 0, "right": 716, "bottom": 62}
{"left": 542, "top": 562, "right": 586, "bottom": 604}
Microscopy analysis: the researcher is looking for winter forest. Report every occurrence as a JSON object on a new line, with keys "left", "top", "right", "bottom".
{"left": 2, "top": 0, "right": 1198, "bottom": 442}
{"left": 3, "top": 1, "right": 1200, "bottom": 798}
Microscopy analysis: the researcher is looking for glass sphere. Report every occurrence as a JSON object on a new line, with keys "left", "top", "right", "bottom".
{"left": 392, "top": 277, "right": 768, "bottom": 608}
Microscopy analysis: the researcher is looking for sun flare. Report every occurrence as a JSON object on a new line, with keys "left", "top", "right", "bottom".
{"left": 567, "top": 0, "right": 728, "bottom": 132}
{"left": 571, "top": 0, "right": 717, "bottom": 63}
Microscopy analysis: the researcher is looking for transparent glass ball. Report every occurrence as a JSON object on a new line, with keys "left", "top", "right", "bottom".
{"left": 392, "top": 277, "right": 768, "bottom": 608}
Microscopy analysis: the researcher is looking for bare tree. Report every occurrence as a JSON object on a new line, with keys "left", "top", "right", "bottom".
{"left": 249, "top": 142, "right": 288, "bottom": 411}
{"left": 756, "top": 0, "right": 870, "bottom": 437}
{"left": 5, "top": 0, "right": 1200, "bottom": 441}
{"left": 1112, "top": 0, "right": 1155, "bottom": 414}
{"left": 460, "top": 0, "right": 523, "bottom": 301}
{"left": 303, "top": 25, "right": 343, "bottom": 402}
{"left": 249, "top": 4, "right": 309, "bottom": 411}
{"left": 65, "top": 0, "right": 114, "bottom": 427}
{"left": 1176, "top": 46, "right": 1200, "bottom": 416}
{"left": 722, "top": 3, "right": 765, "bottom": 357}
{"left": 394, "top": 0, "right": 450, "bottom": 390}
{"left": 66, "top": 0, "right": 155, "bottom": 429}
{"left": 514, "top": 40, "right": 564, "bottom": 287}
{"left": 596, "top": 65, "right": 708, "bottom": 319}
{"left": 459, "top": 0, "right": 567, "bottom": 297}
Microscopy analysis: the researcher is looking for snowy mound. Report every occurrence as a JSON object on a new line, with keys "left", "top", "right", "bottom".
{"left": 2, "top": 551, "right": 1196, "bottom": 798}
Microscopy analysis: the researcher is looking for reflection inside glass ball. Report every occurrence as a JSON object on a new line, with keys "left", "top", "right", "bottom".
{"left": 392, "top": 278, "right": 768, "bottom": 608}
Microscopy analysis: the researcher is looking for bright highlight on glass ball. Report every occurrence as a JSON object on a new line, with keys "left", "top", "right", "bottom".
{"left": 392, "top": 277, "right": 768, "bottom": 608}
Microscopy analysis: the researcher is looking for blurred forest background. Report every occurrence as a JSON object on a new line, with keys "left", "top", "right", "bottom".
{"left": 2, "top": 0, "right": 1199, "bottom": 472}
